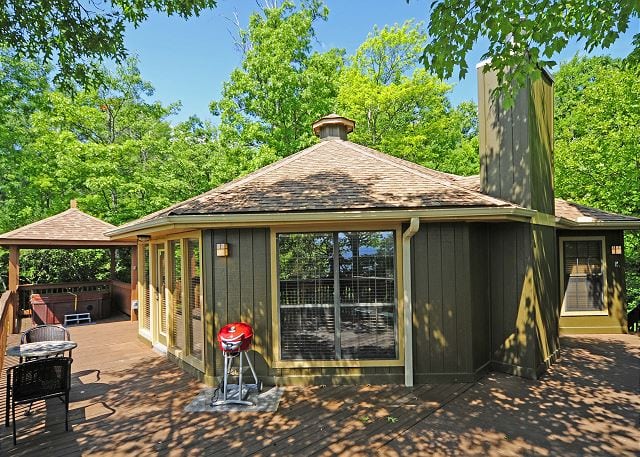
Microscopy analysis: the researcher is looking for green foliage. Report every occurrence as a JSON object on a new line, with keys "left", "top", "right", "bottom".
{"left": 211, "top": 0, "right": 344, "bottom": 159}
{"left": 553, "top": 55, "right": 640, "bottom": 310}
{"left": 336, "top": 21, "right": 479, "bottom": 175}
{"left": 0, "top": 0, "right": 217, "bottom": 90}
{"left": 420, "top": 0, "right": 640, "bottom": 104}
{"left": 19, "top": 249, "right": 111, "bottom": 284}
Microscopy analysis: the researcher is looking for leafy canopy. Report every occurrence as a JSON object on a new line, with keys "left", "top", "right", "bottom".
{"left": 211, "top": 0, "right": 344, "bottom": 159}
{"left": 0, "top": 0, "right": 217, "bottom": 89}
{"left": 420, "top": 0, "right": 640, "bottom": 102}
{"left": 553, "top": 55, "right": 640, "bottom": 310}
{"left": 337, "top": 21, "right": 479, "bottom": 175}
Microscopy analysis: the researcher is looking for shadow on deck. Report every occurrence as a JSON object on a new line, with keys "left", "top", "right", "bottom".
{"left": 0, "top": 317, "right": 638, "bottom": 456}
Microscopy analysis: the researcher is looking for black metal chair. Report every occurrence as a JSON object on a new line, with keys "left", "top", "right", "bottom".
{"left": 21, "top": 325, "right": 72, "bottom": 362}
{"left": 5, "top": 357, "right": 73, "bottom": 445}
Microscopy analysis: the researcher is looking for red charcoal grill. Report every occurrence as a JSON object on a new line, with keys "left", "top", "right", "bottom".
{"left": 211, "top": 322, "right": 261, "bottom": 406}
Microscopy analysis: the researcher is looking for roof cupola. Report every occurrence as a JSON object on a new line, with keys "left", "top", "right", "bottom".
{"left": 312, "top": 114, "right": 355, "bottom": 140}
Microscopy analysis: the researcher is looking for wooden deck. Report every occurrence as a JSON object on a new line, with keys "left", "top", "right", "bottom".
{"left": 1, "top": 316, "right": 638, "bottom": 456}
{"left": 0, "top": 316, "right": 472, "bottom": 456}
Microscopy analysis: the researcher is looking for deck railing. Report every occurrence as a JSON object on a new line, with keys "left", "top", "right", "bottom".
{"left": 0, "top": 290, "right": 15, "bottom": 372}
{"left": 18, "top": 281, "right": 112, "bottom": 316}
{"left": 110, "top": 280, "right": 133, "bottom": 317}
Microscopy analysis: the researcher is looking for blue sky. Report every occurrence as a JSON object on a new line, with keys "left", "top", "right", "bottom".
{"left": 124, "top": 0, "right": 638, "bottom": 124}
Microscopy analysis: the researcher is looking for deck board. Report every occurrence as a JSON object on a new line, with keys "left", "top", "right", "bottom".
{"left": 1, "top": 317, "right": 637, "bottom": 456}
{"left": 0, "top": 317, "right": 466, "bottom": 456}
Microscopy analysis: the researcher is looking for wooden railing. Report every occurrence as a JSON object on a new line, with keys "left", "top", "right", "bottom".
{"left": 18, "top": 281, "right": 111, "bottom": 316}
{"left": 110, "top": 280, "right": 133, "bottom": 316}
{"left": 0, "top": 290, "right": 15, "bottom": 372}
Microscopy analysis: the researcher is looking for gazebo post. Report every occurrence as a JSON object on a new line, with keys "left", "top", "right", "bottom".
{"left": 109, "top": 248, "right": 117, "bottom": 280}
{"left": 8, "top": 246, "right": 19, "bottom": 333}
{"left": 130, "top": 245, "right": 138, "bottom": 321}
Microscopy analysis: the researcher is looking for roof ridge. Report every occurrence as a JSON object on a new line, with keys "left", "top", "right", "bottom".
{"left": 194, "top": 141, "right": 325, "bottom": 201}
{"left": 0, "top": 207, "right": 115, "bottom": 239}
{"left": 161, "top": 141, "right": 326, "bottom": 215}
{"left": 72, "top": 208, "right": 117, "bottom": 229}
{"left": 113, "top": 141, "right": 328, "bottom": 231}
{"left": 339, "top": 141, "right": 513, "bottom": 207}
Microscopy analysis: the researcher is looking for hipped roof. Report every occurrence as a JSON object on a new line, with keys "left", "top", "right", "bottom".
{"left": 108, "top": 139, "right": 640, "bottom": 237}
{"left": 0, "top": 207, "right": 134, "bottom": 247}
{"left": 109, "top": 139, "right": 516, "bottom": 236}
{"left": 452, "top": 175, "right": 640, "bottom": 228}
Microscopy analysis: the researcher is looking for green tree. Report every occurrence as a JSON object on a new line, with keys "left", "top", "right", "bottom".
{"left": 420, "top": 1, "right": 640, "bottom": 101}
{"left": 0, "top": 50, "right": 53, "bottom": 230}
{"left": 0, "top": 0, "right": 217, "bottom": 89}
{"left": 211, "top": 0, "right": 344, "bottom": 160}
{"left": 337, "top": 21, "right": 479, "bottom": 175}
{"left": 553, "top": 55, "right": 640, "bottom": 310}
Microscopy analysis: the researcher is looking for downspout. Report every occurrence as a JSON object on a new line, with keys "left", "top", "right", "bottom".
{"left": 403, "top": 217, "right": 420, "bottom": 386}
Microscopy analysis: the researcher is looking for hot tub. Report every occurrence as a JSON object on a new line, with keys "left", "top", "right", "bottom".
{"left": 29, "top": 283, "right": 111, "bottom": 325}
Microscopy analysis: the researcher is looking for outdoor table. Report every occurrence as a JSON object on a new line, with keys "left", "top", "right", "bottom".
{"left": 6, "top": 340, "right": 77, "bottom": 359}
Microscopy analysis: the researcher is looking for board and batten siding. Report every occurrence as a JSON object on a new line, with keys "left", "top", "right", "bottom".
{"left": 202, "top": 228, "right": 404, "bottom": 386}
{"left": 410, "top": 222, "right": 491, "bottom": 383}
{"left": 487, "top": 222, "right": 559, "bottom": 379}
{"left": 478, "top": 65, "right": 555, "bottom": 215}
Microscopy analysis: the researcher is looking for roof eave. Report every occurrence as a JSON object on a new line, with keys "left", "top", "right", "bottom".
{"left": 0, "top": 239, "right": 136, "bottom": 247}
{"left": 106, "top": 206, "right": 535, "bottom": 239}
{"left": 555, "top": 217, "right": 640, "bottom": 230}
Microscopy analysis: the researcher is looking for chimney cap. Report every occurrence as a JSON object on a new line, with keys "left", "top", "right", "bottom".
{"left": 312, "top": 114, "right": 355, "bottom": 139}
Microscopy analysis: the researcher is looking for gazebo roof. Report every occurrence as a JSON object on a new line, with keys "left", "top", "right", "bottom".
{"left": 0, "top": 202, "right": 135, "bottom": 247}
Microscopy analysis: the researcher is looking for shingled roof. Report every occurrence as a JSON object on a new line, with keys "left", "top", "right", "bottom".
{"left": 451, "top": 175, "right": 640, "bottom": 226}
{"left": 110, "top": 139, "right": 516, "bottom": 234}
{"left": 0, "top": 205, "right": 133, "bottom": 247}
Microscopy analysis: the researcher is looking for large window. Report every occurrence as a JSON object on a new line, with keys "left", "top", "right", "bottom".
{"left": 187, "top": 239, "right": 203, "bottom": 360}
{"left": 141, "top": 245, "right": 151, "bottom": 331}
{"left": 278, "top": 230, "right": 397, "bottom": 361}
{"left": 562, "top": 239, "right": 606, "bottom": 314}
{"left": 170, "top": 240, "right": 184, "bottom": 350}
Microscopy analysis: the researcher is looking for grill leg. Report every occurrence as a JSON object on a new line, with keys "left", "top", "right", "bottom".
{"left": 238, "top": 352, "right": 244, "bottom": 401}
{"left": 222, "top": 354, "right": 229, "bottom": 401}
{"left": 243, "top": 352, "right": 259, "bottom": 387}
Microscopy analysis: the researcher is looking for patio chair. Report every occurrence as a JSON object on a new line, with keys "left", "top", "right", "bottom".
{"left": 21, "top": 324, "right": 72, "bottom": 362}
{"left": 5, "top": 357, "right": 73, "bottom": 445}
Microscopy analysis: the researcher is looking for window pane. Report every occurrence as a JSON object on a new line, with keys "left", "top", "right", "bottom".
{"left": 170, "top": 240, "right": 184, "bottom": 350}
{"left": 277, "top": 231, "right": 398, "bottom": 361}
{"left": 563, "top": 240, "right": 604, "bottom": 312}
{"left": 157, "top": 247, "right": 168, "bottom": 336}
{"left": 339, "top": 231, "right": 396, "bottom": 359}
{"left": 187, "top": 239, "right": 203, "bottom": 360}
{"left": 278, "top": 233, "right": 335, "bottom": 360}
{"left": 142, "top": 245, "right": 150, "bottom": 331}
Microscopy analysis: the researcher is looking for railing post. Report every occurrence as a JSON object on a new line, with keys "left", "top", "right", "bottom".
{"left": 8, "top": 246, "right": 20, "bottom": 333}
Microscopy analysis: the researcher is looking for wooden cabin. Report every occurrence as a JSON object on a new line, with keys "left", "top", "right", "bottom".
{"left": 106, "top": 64, "right": 640, "bottom": 386}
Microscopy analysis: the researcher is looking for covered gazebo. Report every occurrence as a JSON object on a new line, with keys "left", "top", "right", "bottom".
{"left": 0, "top": 201, "right": 137, "bottom": 332}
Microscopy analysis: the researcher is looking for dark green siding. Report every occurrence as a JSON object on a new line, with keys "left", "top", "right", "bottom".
{"left": 488, "top": 222, "right": 537, "bottom": 376}
{"left": 487, "top": 222, "right": 560, "bottom": 379}
{"left": 533, "top": 225, "right": 559, "bottom": 369}
{"left": 469, "top": 225, "right": 491, "bottom": 372}
{"left": 411, "top": 223, "right": 487, "bottom": 383}
{"left": 203, "top": 228, "right": 404, "bottom": 386}
{"left": 529, "top": 75, "right": 555, "bottom": 214}
{"left": 478, "top": 65, "right": 554, "bottom": 215}
{"left": 203, "top": 228, "right": 275, "bottom": 381}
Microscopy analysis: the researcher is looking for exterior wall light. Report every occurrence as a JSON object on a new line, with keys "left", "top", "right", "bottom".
{"left": 216, "top": 243, "right": 229, "bottom": 257}
{"left": 611, "top": 245, "right": 622, "bottom": 255}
